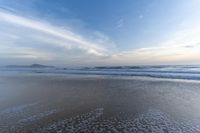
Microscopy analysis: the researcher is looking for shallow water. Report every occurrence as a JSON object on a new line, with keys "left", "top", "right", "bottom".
{"left": 2, "top": 65, "right": 200, "bottom": 80}
{"left": 0, "top": 75, "right": 200, "bottom": 132}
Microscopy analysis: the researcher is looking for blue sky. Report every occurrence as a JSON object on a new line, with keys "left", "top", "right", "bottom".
{"left": 0, "top": 0, "right": 200, "bottom": 66}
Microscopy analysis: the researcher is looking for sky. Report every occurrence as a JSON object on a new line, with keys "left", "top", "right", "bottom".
{"left": 0, "top": 0, "right": 200, "bottom": 66}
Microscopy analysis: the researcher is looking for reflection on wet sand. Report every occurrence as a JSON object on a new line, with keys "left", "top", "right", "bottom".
{"left": 1, "top": 75, "right": 200, "bottom": 132}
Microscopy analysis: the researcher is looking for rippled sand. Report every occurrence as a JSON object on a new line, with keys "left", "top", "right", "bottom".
{"left": 1, "top": 74, "right": 200, "bottom": 132}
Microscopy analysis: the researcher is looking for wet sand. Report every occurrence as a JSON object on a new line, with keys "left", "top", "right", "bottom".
{"left": 1, "top": 74, "right": 200, "bottom": 132}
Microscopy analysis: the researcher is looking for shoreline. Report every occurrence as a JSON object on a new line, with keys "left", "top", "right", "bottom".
{"left": 1, "top": 74, "right": 200, "bottom": 132}
{"left": 1, "top": 72, "right": 200, "bottom": 83}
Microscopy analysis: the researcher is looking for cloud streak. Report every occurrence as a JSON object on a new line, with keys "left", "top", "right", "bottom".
{"left": 1, "top": 9, "right": 200, "bottom": 66}
{"left": 0, "top": 10, "right": 110, "bottom": 58}
{"left": 110, "top": 27, "right": 200, "bottom": 65}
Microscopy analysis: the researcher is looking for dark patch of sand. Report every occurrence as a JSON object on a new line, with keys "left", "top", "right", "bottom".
{"left": 1, "top": 75, "right": 200, "bottom": 132}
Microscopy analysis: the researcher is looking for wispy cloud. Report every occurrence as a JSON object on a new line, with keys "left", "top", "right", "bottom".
{"left": 138, "top": 15, "right": 143, "bottom": 19}
{"left": 0, "top": 10, "right": 111, "bottom": 59}
{"left": 116, "top": 18, "right": 124, "bottom": 28}
{"left": 110, "top": 27, "right": 200, "bottom": 65}
{"left": 1, "top": 8, "right": 200, "bottom": 66}
{"left": 0, "top": 46, "right": 50, "bottom": 60}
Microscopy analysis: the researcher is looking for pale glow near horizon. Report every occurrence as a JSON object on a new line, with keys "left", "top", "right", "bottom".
{"left": 0, "top": 0, "right": 200, "bottom": 66}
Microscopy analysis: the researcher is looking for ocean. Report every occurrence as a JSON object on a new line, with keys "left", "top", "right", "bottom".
{"left": 0, "top": 66, "right": 200, "bottom": 132}
{"left": 1, "top": 65, "right": 200, "bottom": 80}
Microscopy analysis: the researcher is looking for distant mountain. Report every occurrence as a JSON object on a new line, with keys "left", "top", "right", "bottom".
{"left": 6, "top": 64, "right": 54, "bottom": 68}
{"left": 29, "top": 64, "right": 54, "bottom": 68}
